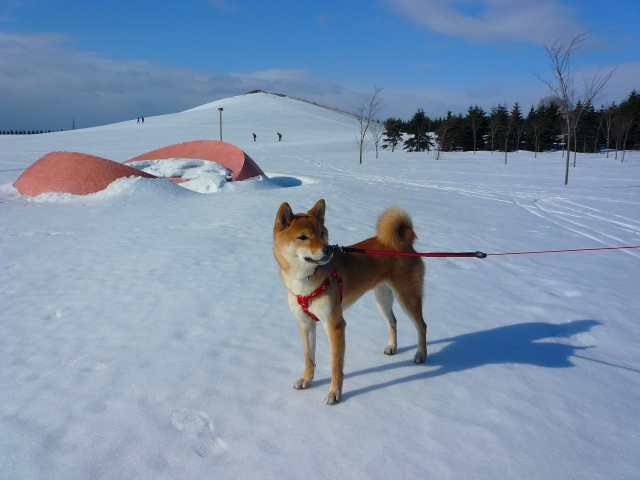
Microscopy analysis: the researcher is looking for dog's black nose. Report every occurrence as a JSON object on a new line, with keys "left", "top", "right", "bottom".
{"left": 322, "top": 245, "right": 334, "bottom": 256}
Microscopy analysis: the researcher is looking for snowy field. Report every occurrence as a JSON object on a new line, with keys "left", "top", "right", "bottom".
{"left": 1, "top": 92, "right": 639, "bottom": 479}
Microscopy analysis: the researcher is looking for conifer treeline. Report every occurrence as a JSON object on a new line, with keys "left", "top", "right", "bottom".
{"left": 382, "top": 90, "right": 640, "bottom": 160}
{"left": 0, "top": 130, "right": 64, "bottom": 135}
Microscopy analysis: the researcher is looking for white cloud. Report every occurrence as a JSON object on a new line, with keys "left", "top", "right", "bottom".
{"left": 378, "top": 81, "right": 549, "bottom": 120}
{"left": 1, "top": 31, "right": 631, "bottom": 131}
{"left": 380, "top": 61, "right": 634, "bottom": 120}
{"left": 236, "top": 69, "right": 310, "bottom": 82}
{"left": 570, "top": 62, "right": 640, "bottom": 107}
{"left": 383, "top": 0, "right": 586, "bottom": 45}
{"left": 0, "top": 32, "right": 353, "bottom": 130}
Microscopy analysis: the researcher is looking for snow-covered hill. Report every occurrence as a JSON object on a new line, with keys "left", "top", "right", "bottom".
{"left": 1, "top": 92, "right": 639, "bottom": 479}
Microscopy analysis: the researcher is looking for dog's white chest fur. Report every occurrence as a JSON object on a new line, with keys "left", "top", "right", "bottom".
{"left": 283, "top": 274, "right": 334, "bottom": 324}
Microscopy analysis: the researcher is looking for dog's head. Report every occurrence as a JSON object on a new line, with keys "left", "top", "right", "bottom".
{"left": 273, "top": 199, "right": 334, "bottom": 275}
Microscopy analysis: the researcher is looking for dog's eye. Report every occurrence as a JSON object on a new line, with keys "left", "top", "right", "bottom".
{"left": 320, "top": 232, "right": 325, "bottom": 238}
{"left": 297, "top": 234, "right": 308, "bottom": 241}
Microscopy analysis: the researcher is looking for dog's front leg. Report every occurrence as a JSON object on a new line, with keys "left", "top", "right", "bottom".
{"left": 293, "top": 318, "right": 316, "bottom": 390}
{"left": 323, "top": 313, "right": 346, "bottom": 405}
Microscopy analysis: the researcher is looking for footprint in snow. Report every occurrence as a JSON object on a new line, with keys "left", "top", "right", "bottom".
{"left": 447, "top": 258, "right": 476, "bottom": 270}
{"left": 548, "top": 290, "right": 582, "bottom": 298}
{"left": 60, "top": 354, "right": 106, "bottom": 372}
{"left": 170, "top": 409, "right": 227, "bottom": 458}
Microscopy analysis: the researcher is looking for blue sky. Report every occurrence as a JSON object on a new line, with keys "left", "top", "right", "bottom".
{"left": 1, "top": 0, "right": 639, "bottom": 130}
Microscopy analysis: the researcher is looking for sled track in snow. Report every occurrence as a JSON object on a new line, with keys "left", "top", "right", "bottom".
{"left": 517, "top": 198, "right": 640, "bottom": 259}
{"left": 302, "top": 162, "right": 640, "bottom": 259}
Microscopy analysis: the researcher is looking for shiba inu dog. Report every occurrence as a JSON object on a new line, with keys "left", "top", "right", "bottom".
{"left": 273, "top": 199, "right": 426, "bottom": 404}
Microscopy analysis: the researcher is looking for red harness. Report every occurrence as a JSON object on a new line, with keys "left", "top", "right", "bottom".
{"left": 295, "top": 269, "right": 343, "bottom": 322}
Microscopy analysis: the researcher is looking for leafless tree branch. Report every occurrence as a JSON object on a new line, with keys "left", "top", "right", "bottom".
{"left": 534, "top": 32, "right": 616, "bottom": 184}
{"left": 353, "top": 86, "right": 383, "bottom": 164}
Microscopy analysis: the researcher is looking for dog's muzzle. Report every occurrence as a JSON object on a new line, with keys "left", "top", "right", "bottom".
{"left": 304, "top": 245, "right": 334, "bottom": 265}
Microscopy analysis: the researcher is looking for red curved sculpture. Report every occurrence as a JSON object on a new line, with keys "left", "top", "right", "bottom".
{"left": 14, "top": 152, "right": 157, "bottom": 197}
{"left": 125, "top": 140, "right": 264, "bottom": 181}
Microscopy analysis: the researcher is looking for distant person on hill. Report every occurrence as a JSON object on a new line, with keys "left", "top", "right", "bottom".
{"left": 142, "top": 117, "right": 145, "bottom": 124}
{"left": 253, "top": 133, "right": 256, "bottom": 142}
{"left": 277, "top": 132, "right": 282, "bottom": 141}
{"left": 137, "top": 117, "right": 140, "bottom": 124}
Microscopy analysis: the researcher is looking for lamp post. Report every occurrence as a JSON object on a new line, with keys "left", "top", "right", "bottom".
{"left": 218, "top": 107, "right": 223, "bottom": 141}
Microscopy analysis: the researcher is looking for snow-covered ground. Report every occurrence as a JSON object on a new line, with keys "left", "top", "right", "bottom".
{"left": 1, "top": 92, "right": 639, "bottom": 479}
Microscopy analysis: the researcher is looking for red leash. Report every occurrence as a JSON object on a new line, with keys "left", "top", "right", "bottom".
{"left": 486, "top": 245, "right": 640, "bottom": 256}
{"left": 341, "top": 247, "right": 486, "bottom": 258}
{"left": 338, "top": 245, "right": 640, "bottom": 258}
{"left": 294, "top": 245, "right": 639, "bottom": 321}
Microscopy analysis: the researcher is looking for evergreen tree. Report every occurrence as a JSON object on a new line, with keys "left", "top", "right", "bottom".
{"left": 524, "top": 105, "right": 540, "bottom": 154}
{"left": 435, "top": 111, "right": 467, "bottom": 157}
{"left": 465, "top": 105, "right": 486, "bottom": 154}
{"left": 620, "top": 90, "right": 640, "bottom": 148}
{"left": 614, "top": 90, "right": 640, "bottom": 161}
{"left": 498, "top": 104, "right": 515, "bottom": 164}
{"left": 450, "top": 113, "right": 466, "bottom": 151}
{"left": 575, "top": 103, "right": 599, "bottom": 153}
{"left": 487, "top": 106, "right": 504, "bottom": 153}
{"left": 538, "top": 98, "right": 562, "bottom": 151}
{"left": 435, "top": 112, "right": 453, "bottom": 153}
{"left": 381, "top": 117, "right": 404, "bottom": 152}
{"left": 510, "top": 102, "right": 524, "bottom": 152}
{"left": 403, "top": 109, "right": 433, "bottom": 152}
{"left": 627, "top": 90, "right": 640, "bottom": 148}
{"left": 490, "top": 104, "right": 510, "bottom": 152}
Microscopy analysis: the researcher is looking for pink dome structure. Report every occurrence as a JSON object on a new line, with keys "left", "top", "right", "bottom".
{"left": 14, "top": 152, "right": 157, "bottom": 197}
{"left": 125, "top": 140, "right": 264, "bottom": 181}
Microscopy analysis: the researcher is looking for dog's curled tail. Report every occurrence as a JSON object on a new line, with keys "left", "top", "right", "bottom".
{"left": 376, "top": 206, "right": 417, "bottom": 252}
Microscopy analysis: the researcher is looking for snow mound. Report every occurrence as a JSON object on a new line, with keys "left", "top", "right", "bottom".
{"left": 124, "top": 159, "right": 306, "bottom": 194}
{"left": 126, "top": 158, "right": 232, "bottom": 194}
{"left": 0, "top": 176, "right": 196, "bottom": 203}
{"left": 0, "top": 169, "right": 304, "bottom": 204}
{"left": 126, "top": 158, "right": 232, "bottom": 180}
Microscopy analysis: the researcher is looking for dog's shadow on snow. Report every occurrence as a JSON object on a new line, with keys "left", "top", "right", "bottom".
{"left": 316, "top": 320, "right": 605, "bottom": 401}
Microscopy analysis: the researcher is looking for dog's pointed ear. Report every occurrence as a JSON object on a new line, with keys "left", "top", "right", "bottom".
{"left": 308, "top": 199, "right": 326, "bottom": 224}
{"left": 276, "top": 202, "right": 293, "bottom": 229}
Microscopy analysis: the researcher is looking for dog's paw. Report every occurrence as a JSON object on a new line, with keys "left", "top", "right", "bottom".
{"left": 293, "top": 378, "right": 313, "bottom": 389}
{"left": 325, "top": 391, "right": 341, "bottom": 405}
{"left": 383, "top": 345, "right": 397, "bottom": 355}
{"left": 413, "top": 351, "right": 427, "bottom": 363}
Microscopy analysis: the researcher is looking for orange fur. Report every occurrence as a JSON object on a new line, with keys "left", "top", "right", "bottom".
{"left": 376, "top": 206, "right": 417, "bottom": 251}
{"left": 274, "top": 199, "right": 427, "bottom": 405}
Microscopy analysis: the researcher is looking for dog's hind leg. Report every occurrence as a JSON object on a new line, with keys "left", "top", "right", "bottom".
{"left": 293, "top": 319, "right": 316, "bottom": 389}
{"left": 374, "top": 283, "right": 398, "bottom": 355}
{"left": 392, "top": 281, "right": 427, "bottom": 364}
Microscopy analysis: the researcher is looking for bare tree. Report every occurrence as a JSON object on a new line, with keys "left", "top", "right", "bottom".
{"left": 353, "top": 86, "right": 383, "bottom": 164}
{"left": 614, "top": 111, "right": 637, "bottom": 162}
{"left": 535, "top": 32, "right": 615, "bottom": 184}
{"left": 369, "top": 119, "right": 384, "bottom": 159}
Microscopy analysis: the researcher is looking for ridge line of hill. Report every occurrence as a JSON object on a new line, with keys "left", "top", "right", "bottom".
{"left": 241, "top": 89, "right": 354, "bottom": 118}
